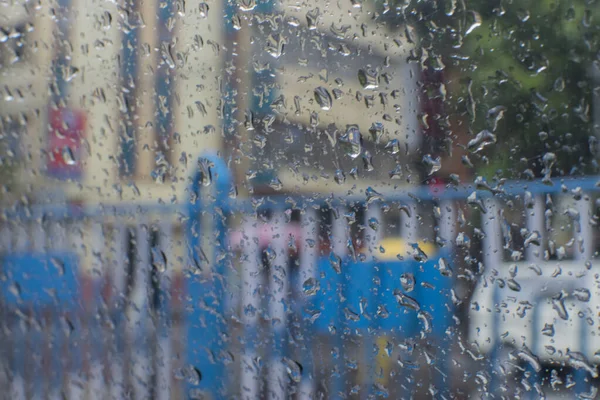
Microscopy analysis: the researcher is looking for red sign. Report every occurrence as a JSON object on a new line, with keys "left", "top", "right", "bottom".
{"left": 47, "top": 107, "right": 86, "bottom": 180}
{"left": 428, "top": 177, "right": 446, "bottom": 196}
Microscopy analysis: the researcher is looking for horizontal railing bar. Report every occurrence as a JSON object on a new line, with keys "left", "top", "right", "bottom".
{"left": 2, "top": 176, "right": 599, "bottom": 222}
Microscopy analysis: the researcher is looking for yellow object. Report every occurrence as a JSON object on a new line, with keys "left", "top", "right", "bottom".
{"left": 376, "top": 238, "right": 437, "bottom": 261}
{"left": 375, "top": 336, "right": 392, "bottom": 385}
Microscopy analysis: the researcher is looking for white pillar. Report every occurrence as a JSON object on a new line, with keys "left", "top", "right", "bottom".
{"left": 111, "top": 224, "right": 128, "bottom": 306}
{"left": 14, "top": 224, "right": 28, "bottom": 252}
{"left": 365, "top": 204, "right": 383, "bottom": 259}
{"left": 525, "top": 195, "right": 545, "bottom": 263}
{"left": 0, "top": 224, "right": 11, "bottom": 252}
{"left": 31, "top": 223, "right": 46, "bottom": 253}
{"left": 241, "top": 219, "right": 261, "bottom": 400}
{"left": 47, "top": 221, "right": 67, "bottom": 251}
{"left": 576, "top": 199, "right": 593, "bottom": 262}
{"left": 332, "top": 206, "right": 347, "bottom": 256}
{"left": 439, "top": 200, "right": 456, "bottom": 251}
{"left": 130, "top": 223, "right": 151, "bottom": 400}
{"left": 155, "top": 220, "right": 174, "bottom": 400}
{"left": 268, "top": 211, "right": 288, "bottom": 400}
{"left": 401, "top": 202, "right": 418, "bottom": 260}
{"left": 298, "top": 207, "right": 318, "bottom": 400}
{"left": 299, "top": 207, "right": 318, "bottom": 287}
{"left": 482, "top": 199, "right": 503, "bottom": 272}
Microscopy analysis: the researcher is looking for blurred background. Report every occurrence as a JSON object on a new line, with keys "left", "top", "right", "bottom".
{"left": 1, "top": 0, "right": 600, "bottom": 399}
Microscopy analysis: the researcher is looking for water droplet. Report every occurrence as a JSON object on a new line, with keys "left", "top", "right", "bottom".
{"left": 198, "top": 2, "right": 209, "bottom": 18}
{"left": 269, "top": 177, "right": 283, "bottom": 191}
{"left": 334, "top": 169, "right": 346, "bottom": 185}
{"left": 372, "top": 382, "right": 389, "bottom": 398}
{"left": 343, "top": 307, "right": 360, "bottom": 322}
{"left": 554, "top": 76, "right": 565, "bottom": 92}
{"left": 392, "top": 290, "right": 419, "bottom": 313}
{"left": 573, "top": 288, "right": 591, "bottom": 302}
{"left": 467, "top": 192, "right": 487, "bottom": 213}
{"left": 389, "top": 165, "right": 402, "bottom": 179}
{"left": 50, "top": 257, "right": 65, "bottom": 276}
{"left": 506, "top": 278, "right": 521, "bottom": 292}
{"left": 467, "top": 130, "right": 496, "bottom": 153}
{"left": 465, "top": 10, "right": 482, "bottom": 35}
{"left": 302, "top": 277, "right": 319, "bottom": 296}
{"left": 229, "top": 185, "right": 238, "bottom": 199}
{"left": 253, "top": 134, "right": 267, "bottom": 149}
{"left": 306, "top": 7, "right": 319, "bottom": 30}
{"left": 264, "top": 247, "right": 277, "bottom": 267}
{"left": 409, "top": 243, "right": 428, "bottom": 262}
{"left": 180, "top": 365, "right": 202, "bottom": 385}
{"left": 340, "top": 125, "right": 362, "bottom": 159}
{"left": 422, "top": 154, "right": 441, "bottom": 176}
{"left": 231, "top": 15, "right": 242, "bottom": 30}
{"left": 358, "top": 67, "right": 378, "bottom": 89}
{"left": 438, "top": 258, "right": 453, "bottom": 277}
{"left": 62, "top": 146, "right": 76, "bottom": 165}
{"left": 385, "top": 139, "right": 400, "bottom": 154}
{"left": 369, "top": 122, "right": 384, "bottom": 143}
{"left": 455, "top": 232, "right": 471, "bottom": 249}
{"left": 552, "top": 293, "right": 569, "bottom": 320}
{"left": 314, "top": 86, "right": 333, "bottom": 110}
{"left": 542, "top": 152, "right": 556, "bottom": 173}
{"left": 366, "top": 187, "right": 383, "bottom": 204}
{"left": 238, "top": 0, "right": 256, "bottom": 11}
{"left": 368, "top": 217, "right": 379, "bottom": 231}
{"left": 197, "top": 158, "right": 213, "bottom": 187}
{"left": 567, "top": 350, "right": 598, "bottom": 378}
{"left": 518, "top": 345, "right": 542, "bottom": 372}
{"left": 417, "top": 310, "right": 432, "bottom": 334}
{"left": 541, "top": 323, "right": 555, "bottom": 337}
{"left": 329, "top": 252, "right": 342, "bottom": 274}
{"left": 151, "top": 246, "right": 167, "bottom": 273}
{"left": 524, "top": 230, "right": 541, "bottom": 247}
{"left": 400, "top": 273, "right": 415, "bottom": 292}
{"left": 362, "top": 150, "right": 374, "bottom": 171}
{"left": 282, "top": 358, "right": 303, "bottom": 383}
{"left": 265, "top": 33, "right": 286, "bottom": 59}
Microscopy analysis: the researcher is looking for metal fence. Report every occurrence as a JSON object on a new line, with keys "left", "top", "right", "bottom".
{"left": 1, "top": 154, "right": 600, "bottom": 399}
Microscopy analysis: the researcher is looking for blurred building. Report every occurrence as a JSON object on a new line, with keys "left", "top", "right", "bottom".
{"left": 0, "top": 0, "right": 224, "bottom": 206}
{"left": 0, "top": 0, "right": 421, "bottom": 207}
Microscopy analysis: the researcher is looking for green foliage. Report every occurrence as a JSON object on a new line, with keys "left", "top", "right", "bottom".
{"left": 376, "top": 0, "right": 600, "bottom": 179}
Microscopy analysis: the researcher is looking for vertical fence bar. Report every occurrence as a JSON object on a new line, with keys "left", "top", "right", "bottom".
{"left": 482, "top": 199, "right": 503, "bottom": 396}
{"left": 14, "top": 224, "right": 28, "bottom": 252}
{"left": 47, "top": 220, "right": 66, "bottom": 251}
{"left": 575, "top": 198, "right": 593, "bottom": 262}
{"left": 110, "top": 223, "right": 127, "bottom": 400}
{"left": 439, "top": 200, "right": 456, "bottom": 251}
{"left": 401, "top": 202, "right": 418, "bottom": 244}
{"left": 31, "top": 223, "right": 46, "bottom": 252}
{"left": 155, "top": 220, "right": 174, "bottom": 400}
{"left": 130, "top": 222, "right": 151, "bottom": 400}
{"left": 0, "top": 223, "right": 10, "bottom": 252}
{"left": 331, "top": 205, "right": 347, "bottom": 398}
{"left": 241, "top": 219, "right": 261, "bottom": 399}
{"left": 88, "top": 221, "right": 106, "bottom": 400}
{"left": 268, "top": 210, "right": 288, "bottom": 400}
{"left": 399, "top": 201, "right": 418, "bottom": 396}
{"left": 575, "top": 197, "right": 593, "bottom": 393}
{"left": 298, "top": 207, "right": 318, "bottom": 400}
{"left": 67, "top": 219, "right": 85, "bottom": 400}
{"left": 436, "top": 199, "right": 456, "bottom": 395}
{"left": 363, "top": 203, "right": 382, "bottom": 396}
{"left": 525, "top": 195, "right": 545, "bottom": 264}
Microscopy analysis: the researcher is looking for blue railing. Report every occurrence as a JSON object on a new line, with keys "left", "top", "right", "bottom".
{"left": 1, "top": 155, "right": 599, "bottom": 398}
